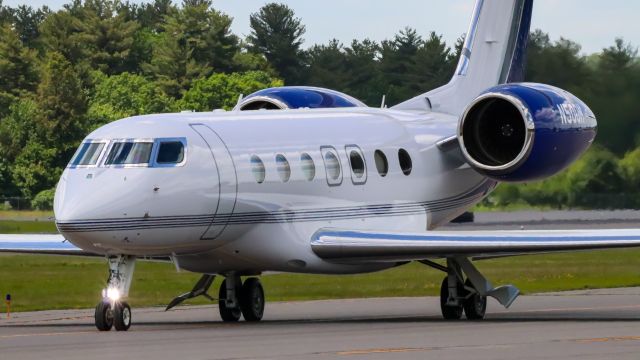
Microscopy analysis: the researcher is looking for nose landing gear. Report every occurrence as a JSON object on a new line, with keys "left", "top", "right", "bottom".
{"left": 94, "top": 255, "right": 136, "bottom": 331}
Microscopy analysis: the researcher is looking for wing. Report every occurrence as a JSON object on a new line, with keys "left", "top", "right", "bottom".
{"left": 311, "top": 228, "right": 640, "bottom": 263}
{"left": 0, "top": 234, "right": 95, "bottom": 256}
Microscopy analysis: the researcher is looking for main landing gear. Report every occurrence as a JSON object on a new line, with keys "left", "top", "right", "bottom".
{"left": 95, "top": 255, "right": 136, "bottom": 331}
{"left": 422, "top": 257, "right": 520, "bottom": 321}
{"left": 166, "top": 273, "right": 265, "bottom": 322}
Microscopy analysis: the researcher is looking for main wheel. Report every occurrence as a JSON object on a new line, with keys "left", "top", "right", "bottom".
{"left": 113, "top": 302, "right": 132, "bottom": 331}
{"left": 240, "top": 278, "right": 265, "bottom": 322}
{"left": 440, "top": 277, "right": 464, "bottom": 320}
{"left": 218, "top": 279, "right": 241, "bottom": 322}
{"left": 463, "top": 279, "right": 487, "bottom": 320}
{"left": 94, "top": 300, "right": 113, "bottom": 331}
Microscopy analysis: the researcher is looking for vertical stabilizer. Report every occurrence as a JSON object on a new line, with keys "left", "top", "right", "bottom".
{"left": 392, "top": 0, "right": 534, "bottom": 115}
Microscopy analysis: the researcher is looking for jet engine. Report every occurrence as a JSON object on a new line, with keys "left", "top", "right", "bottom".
{"left": 235, "top": 86, "right": 366, "bottom": 110}
{"left": 458, "top": 83, "right": 597, "bottom": 182}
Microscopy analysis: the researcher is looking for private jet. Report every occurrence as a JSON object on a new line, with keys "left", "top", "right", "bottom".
{"left": 3, "top": 0, "right": 640, "bottom": 331}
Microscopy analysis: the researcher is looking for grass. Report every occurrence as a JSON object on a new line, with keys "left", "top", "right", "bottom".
{"left": 0, "top": 250, "right": 639, "bottom": 312}
{"left": 0, "top": 220, "right": 58, "bottom": 234}
{"left": 0, "top": 210, "right": 54, "bottom": 221}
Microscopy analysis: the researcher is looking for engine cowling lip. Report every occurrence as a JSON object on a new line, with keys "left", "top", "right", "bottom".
{"left": 457, "top": 92, "right": 536, "bottom": 173}
{"left": 236, "top": 95, "right": 290, "bottom": 111}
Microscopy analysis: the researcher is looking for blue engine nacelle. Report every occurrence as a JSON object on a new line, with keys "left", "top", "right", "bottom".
{"left": 235, "top": 86, "right": 366, "bottom": 111}
{"left": 457, "top": 83, "right": 597, "bottom": 182}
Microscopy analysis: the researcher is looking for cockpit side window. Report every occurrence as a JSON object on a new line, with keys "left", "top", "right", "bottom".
{"left": 69, "top": 141, "right": 106, "bottom": 167}
{"left": 156, "top": 141, "right": 185, "bottom": 164}
{"left": 105, "top": 141, "right": 153, "bottom": 165}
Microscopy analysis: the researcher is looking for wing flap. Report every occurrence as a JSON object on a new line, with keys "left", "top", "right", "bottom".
{"left": 311, "top": 228, "right": 640, "bottom": 262}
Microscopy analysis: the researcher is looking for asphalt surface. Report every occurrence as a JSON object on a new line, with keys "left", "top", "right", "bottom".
{"left": 0, "top": 288, "right": 639, "bottom": 360}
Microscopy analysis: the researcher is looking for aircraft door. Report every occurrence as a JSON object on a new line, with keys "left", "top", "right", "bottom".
{"left": 190, "top": 124, "right": 238, "bottom": 240}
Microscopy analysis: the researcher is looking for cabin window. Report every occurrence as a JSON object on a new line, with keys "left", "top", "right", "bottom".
{"left": 346, "top": 145, "right": 367, "bottom": 185}
{"left": 321, "top": 146, "right": 342, "bottom": 186}
{"left": 156, "top": 141, "right": 184, "bottom": 164}
{"left": 276, "top": 154, "right": 291, "bottom": 182}
{"left": 69, "top": 141, "right": 105, "bottom": 167}
{"left": 398, "top": 148, "right": 412, "bottom": 176}
{"left": 300, "top": 153, "right": 315, "bottom": 181}
{"left": 105, "top": 141, "right": 153, "bottom": 165}
{"left": 251, "top": 155, "right": 266, "bottom": 183}
{"left": 374, "top": 150, "right": 388, "bottom": 177}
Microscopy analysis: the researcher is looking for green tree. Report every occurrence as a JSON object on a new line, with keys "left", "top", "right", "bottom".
{"left": 563, "top": 145, "right": 625, "bottom": 208}
{"left": 37, "top": 51, "right": 88, "bottom": 167}
{"left": 39, "top": 10, "right": 88, "bottom": 65}
{"left": 0, "top": 99, "right": 43, "bottom": 196}
{"left": 0, "top": 0, "right": 14, "bottom": 25}
{"left": 87, "top": 71, "right": 175, "bottom": 126}
{"left": 526, "top": 30, "right": 590, "bottom": 94}
{"left": 75, "top": 0, "right": 140, "bottom": 74}
{"left": 343, "top": 39, "right": 382, "bottom": 105}
{"left": 619, "top": 146, "right": 640, "bottom": 195}
{"left": 0, "top": 99, "right": 42, "bottom": 163}
{"left": 379, "top": 27, "right": 422, "bottom": 104}
{"left": 145, "top": 0, "right": 239, "bottom": 97}
{"left": 248, "top": 3, "right": 306, "bottom": 84}
{"left": 11, "top": 140, "right": 60, "bottom": 198}
{"left": 589, "top": 38, "right": 640, "bottom": 154}
{"left": 408, "top": 32, "right": 454, "bottom": 97}
{"left": 306, "top": 40, "right": 348, "bottom": 91}
{"left": 13, "top": 5, "right": 49, "bottom": 47}
{"left": 125, "top": 0, "right": 175, "bottom": 33}
{"left": 0, "top": 24, "right": 39, "bottom": 116}
{"left": 177, "top": 71, "right": 283, "bottom": 111}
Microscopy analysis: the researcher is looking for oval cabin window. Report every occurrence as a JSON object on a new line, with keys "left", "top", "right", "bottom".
{"left": 398, "top": 148, "right": 412, "bottom": 176}
{"left": 300, "top": 153, "right": 315, "bottom": 181}
{"left": 276, "top": 154, "right": 291, "bottom": 182}
{"left": 374, "top": 150, "right": 388, "bottom": 177}
{"left": 349, "top": 150, "right": 365, "bottom": 179}
{"left": 324, "top": 152, "right": 340, "bottom": 181}
{"left": 251, "top": 155, "right": 266, "bottom": 183}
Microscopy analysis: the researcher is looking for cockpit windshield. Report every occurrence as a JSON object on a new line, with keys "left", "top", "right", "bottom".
{"left": 69, "top": 142, "right": 105, "bottom": 166}
{"left": 105, "top": 142, "right": 153, "bottom": 165}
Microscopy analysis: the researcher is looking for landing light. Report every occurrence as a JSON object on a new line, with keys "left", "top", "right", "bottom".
{"left": 105, "top": 287, "right": 121, "bottom": 301}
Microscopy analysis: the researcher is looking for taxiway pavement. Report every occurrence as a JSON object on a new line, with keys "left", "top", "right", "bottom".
{"left": 1, "top": 287, "right": 639, "bottom": 360}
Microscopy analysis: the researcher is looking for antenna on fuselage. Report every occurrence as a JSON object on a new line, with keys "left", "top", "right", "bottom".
{"left": 235, "top": 94, "right": 244, "bottom": 110}
{"left": 380, "top": 95, "right": 387, "bottom": 109}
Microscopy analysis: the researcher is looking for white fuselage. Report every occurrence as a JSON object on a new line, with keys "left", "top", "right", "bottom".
{"left": 54, "top": 107, "right": 495, "bottom": 274}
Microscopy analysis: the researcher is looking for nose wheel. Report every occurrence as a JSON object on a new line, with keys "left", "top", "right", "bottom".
{"left": 94, "top": 255, "right": 136, "bottom": 331}
{"left": 113, "top": 302, "right": 132, "bottom": 331}
{"left": 95, "top": 300, "right": 131, "bottom": 331}
{"left": 94, "top": 301, "right": 114, "bottom": 331}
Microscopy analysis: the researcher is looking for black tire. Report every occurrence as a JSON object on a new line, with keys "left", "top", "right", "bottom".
{"left": 218, "top": 279, "right": 241, "bottom": 322}
{"left": 113, "top": 302, "right": 132, "bottom": 331}
{"left": 440, "top": 277, "right": 464, "bottom": 320}
{"left": 463, "top": 279, "right": 487, "bottom": 320}
{"left": 240, "top": 278, "right": 265, "bottom": 322}
{"left": 94, "top": 300, "right": 113, "bottom": 331}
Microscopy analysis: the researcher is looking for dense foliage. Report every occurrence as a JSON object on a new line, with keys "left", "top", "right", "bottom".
{"left": 0, "top": 0, "right": 638, "bottom": 210}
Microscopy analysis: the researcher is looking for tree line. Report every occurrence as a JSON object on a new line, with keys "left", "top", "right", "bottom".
{"left": 0, "top": 0, "right": 638, "bottom": 210}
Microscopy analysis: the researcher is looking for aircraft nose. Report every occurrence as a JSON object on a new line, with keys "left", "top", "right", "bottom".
{"left": 54, "top": 171, "right": 96, "bottom": 222}
{"left": 53, "top": 171, "right": 71, "bottom": 221}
